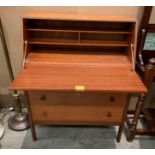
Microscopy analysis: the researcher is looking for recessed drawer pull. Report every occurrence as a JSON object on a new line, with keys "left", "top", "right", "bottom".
{"left": 109, "top": 96, "right": 115, "bottom": 102}
{"left": 42, "top": 111, "right": 48, "bottom": 117}
{"left": 107, "top": 112, "right": 112, "bottom": 117}
{"left": 40, "top": 95, "right": 46, "bottom": 101}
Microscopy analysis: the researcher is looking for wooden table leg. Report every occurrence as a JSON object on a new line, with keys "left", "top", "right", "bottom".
{"left": 127, "top": 93, "right": 146, "bottom": 142}
{"left": 117, "top": 123, "right": 125, "bottom": 142}
{"left": 116, "top": 94, "right": 131, "bottom": 142}
{"left": 30, "top": 122, "right": 37, "bottom": 141}
{"left": 24, "top": 91, "right": 37, "bottom": 141}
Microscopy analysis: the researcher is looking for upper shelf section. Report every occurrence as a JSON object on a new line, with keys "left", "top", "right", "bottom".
{"left": 22, "top": 13, "right": 137, "bottom": 70}
{"left": 24, "top": 18, "right": 133, "bottom": 48}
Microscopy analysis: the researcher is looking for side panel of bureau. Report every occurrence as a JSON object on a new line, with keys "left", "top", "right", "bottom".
{"left": 28, "top": 91, "right": 128, "bottom": 125}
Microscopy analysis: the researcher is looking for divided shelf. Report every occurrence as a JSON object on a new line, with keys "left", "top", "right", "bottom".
{"left": 23, "top": 18, "right": 136, "bottom": 69}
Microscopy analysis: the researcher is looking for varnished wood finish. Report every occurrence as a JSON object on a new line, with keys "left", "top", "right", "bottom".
{"left": 28, "top": 91, "right": 127, "bottom": 125}
{"left": 10, "top": 13, "right": 147, "bottom": 141}
{"left": 28, "top": 91, "right": 127, "bottom": 106}
{"left": 127, "top": 58, "right": 155, "bottom": 141}
{"left": 31, "top": 104, "right": 124, "bottom": 124}
{"left": 127, "top": 94, "right": 146, "bottom": 141}
{"left": 26, "top": 51, "right": 132, "bottom": 69}
{"left": 22, "top": 13, "right": 138, "bottom": 71}
{"left": 10, "top": 66, "right": 146, "bottom": 92}
{"left": 27, "top": 28, "right": 131, "bottom": 34}
{"left": 22, "top": 13, "right": 137, "bottom": 22}
{"left": 143, "top": 58, "right": 155, "bottom": 88}
{"left": 29, "top": 38, "right": 129, "bottom": 47}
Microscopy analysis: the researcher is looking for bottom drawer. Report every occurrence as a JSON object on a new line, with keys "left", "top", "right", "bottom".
{"left": 31, "top": 104, "right": 124, "bottom": 125}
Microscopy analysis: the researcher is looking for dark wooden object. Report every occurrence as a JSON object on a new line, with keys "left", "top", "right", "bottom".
{"left": 127, "top": 58, "right": 155, "bottom": 141}
{"left": 126, "top": 93, "right": 146, "bottom": 141}
{"left": 9, "top": 13, "right": 147, "bottom": 142}
{"left": 127, "top": 6, "right": 155, "bottom": 141}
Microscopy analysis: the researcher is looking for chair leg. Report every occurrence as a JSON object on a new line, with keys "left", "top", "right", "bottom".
{"left": 127, "top": 94, "right": 146, "bottom": 142}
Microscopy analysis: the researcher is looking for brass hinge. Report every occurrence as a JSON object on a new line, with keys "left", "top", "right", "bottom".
{"left": 22, "top": 40, "right": 28, "bottom": 68}
{"left": 131, "top": 43, "right": 135, "bottom": 71}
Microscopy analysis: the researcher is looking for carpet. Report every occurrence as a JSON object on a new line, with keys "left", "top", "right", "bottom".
{"left": 22, "top": 125, "right": 117, "bottom": 149}
{"left": 21, "top": 123, "right": 155, "bottom": 149}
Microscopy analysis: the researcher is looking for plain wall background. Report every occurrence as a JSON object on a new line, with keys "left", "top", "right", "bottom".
{"left": 149, "top": 7, "right": 155, "bottom": 24}
{"left": 0, "top": 6, "right": 144, "bottom": 94}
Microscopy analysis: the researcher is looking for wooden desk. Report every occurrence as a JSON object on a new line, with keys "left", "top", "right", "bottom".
{"left": 10, "top": 13, "right": 147, "bottom": 142}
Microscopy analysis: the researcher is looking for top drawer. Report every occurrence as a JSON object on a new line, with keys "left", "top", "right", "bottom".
{"left": 28, "top": 91, "right": 128, "bottom": 107}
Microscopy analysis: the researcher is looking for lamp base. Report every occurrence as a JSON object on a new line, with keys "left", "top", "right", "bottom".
{"left": 8, "top": 112, "right": 29, "bottom": 131}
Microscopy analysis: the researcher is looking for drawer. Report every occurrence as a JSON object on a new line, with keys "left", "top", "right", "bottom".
{"left": 31, "top": 104, "right": 124, "bottom": 124}
{"left": 28, "top": 91, "right": 128, "bottom": 107}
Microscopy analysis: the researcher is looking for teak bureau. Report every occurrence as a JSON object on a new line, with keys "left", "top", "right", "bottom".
{"left": 10, "top": 13, "right": 147, "bottom": 142}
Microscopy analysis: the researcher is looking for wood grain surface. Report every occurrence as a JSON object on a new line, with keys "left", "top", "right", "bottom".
{"left": 25, "top": 52, "right": 132, "bottom": 68}
{"left": 22, "top": 12, "right": 137, "bottom": 22}
{"left": 10, "top": 65, "right": 147, "bottom": 92}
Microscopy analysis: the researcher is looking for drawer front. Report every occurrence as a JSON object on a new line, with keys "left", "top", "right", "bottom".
{"left": 31, "top": 104, "right": 124, "bottom": 124}
{"left": 28, "top": 91, "right": 128, "bottom": 107}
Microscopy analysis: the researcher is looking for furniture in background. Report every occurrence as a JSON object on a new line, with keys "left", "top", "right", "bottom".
{"left": 126, "top": 6, "right": 155, "bottom": 141}
{"left": 9, "top": 13, "right": 147, "bottom": 142}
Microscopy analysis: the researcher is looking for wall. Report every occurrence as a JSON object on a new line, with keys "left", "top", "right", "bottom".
{"left": 0, "top": 6, "right": 144, "bottom": 95}
{"left": 149, "top": 6, "right": 155, "bottom": 24}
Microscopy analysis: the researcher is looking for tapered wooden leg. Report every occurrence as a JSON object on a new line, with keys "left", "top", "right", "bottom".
{"left": 31, "top": 122, "right": 37, "bottom": 141}
{"left": 116, "top": 94, "right": 131, "bottom": 142}
{"left": 24, "top": 91, "right": 37, "bottom": 141}
{"left": 117, "top": 123, "right": 125, "bottom": 142}
{"left": 127, "top": 93, "right": 146, "bottom": 142}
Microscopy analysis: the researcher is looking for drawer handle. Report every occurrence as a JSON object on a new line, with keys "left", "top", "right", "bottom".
{"left": 109, "top": 96, "right": 115, "bottom": 102}
{"left": 42, "top": 111, "right": 48, "bottom": 117}
{"left": 107, "top": 112, "right": 112, "bottom": 117}
{"left": 40, "top": 95, "right": 46, "bottom": 101}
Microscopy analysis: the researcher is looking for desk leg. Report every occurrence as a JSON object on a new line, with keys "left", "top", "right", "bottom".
{"left": 24, "top": 91, "right": 37, "bottom": 141}
{"left": 117, "top": 123, "right": 125, "bottom": 142}
{"left": 127, "top": 93, "right": 146, "bottom": 142}
{"left": 116, "top": 94, "right": 130, "bottom": 142}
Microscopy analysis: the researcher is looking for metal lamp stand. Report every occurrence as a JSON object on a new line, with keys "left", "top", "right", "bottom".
{"left": 0, "top": 19, "right": 29, "bottom": 131}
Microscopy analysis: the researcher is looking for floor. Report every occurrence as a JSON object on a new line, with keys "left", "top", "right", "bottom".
{"left": 1, "top": 108, "right": 155, "bottom": 149}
